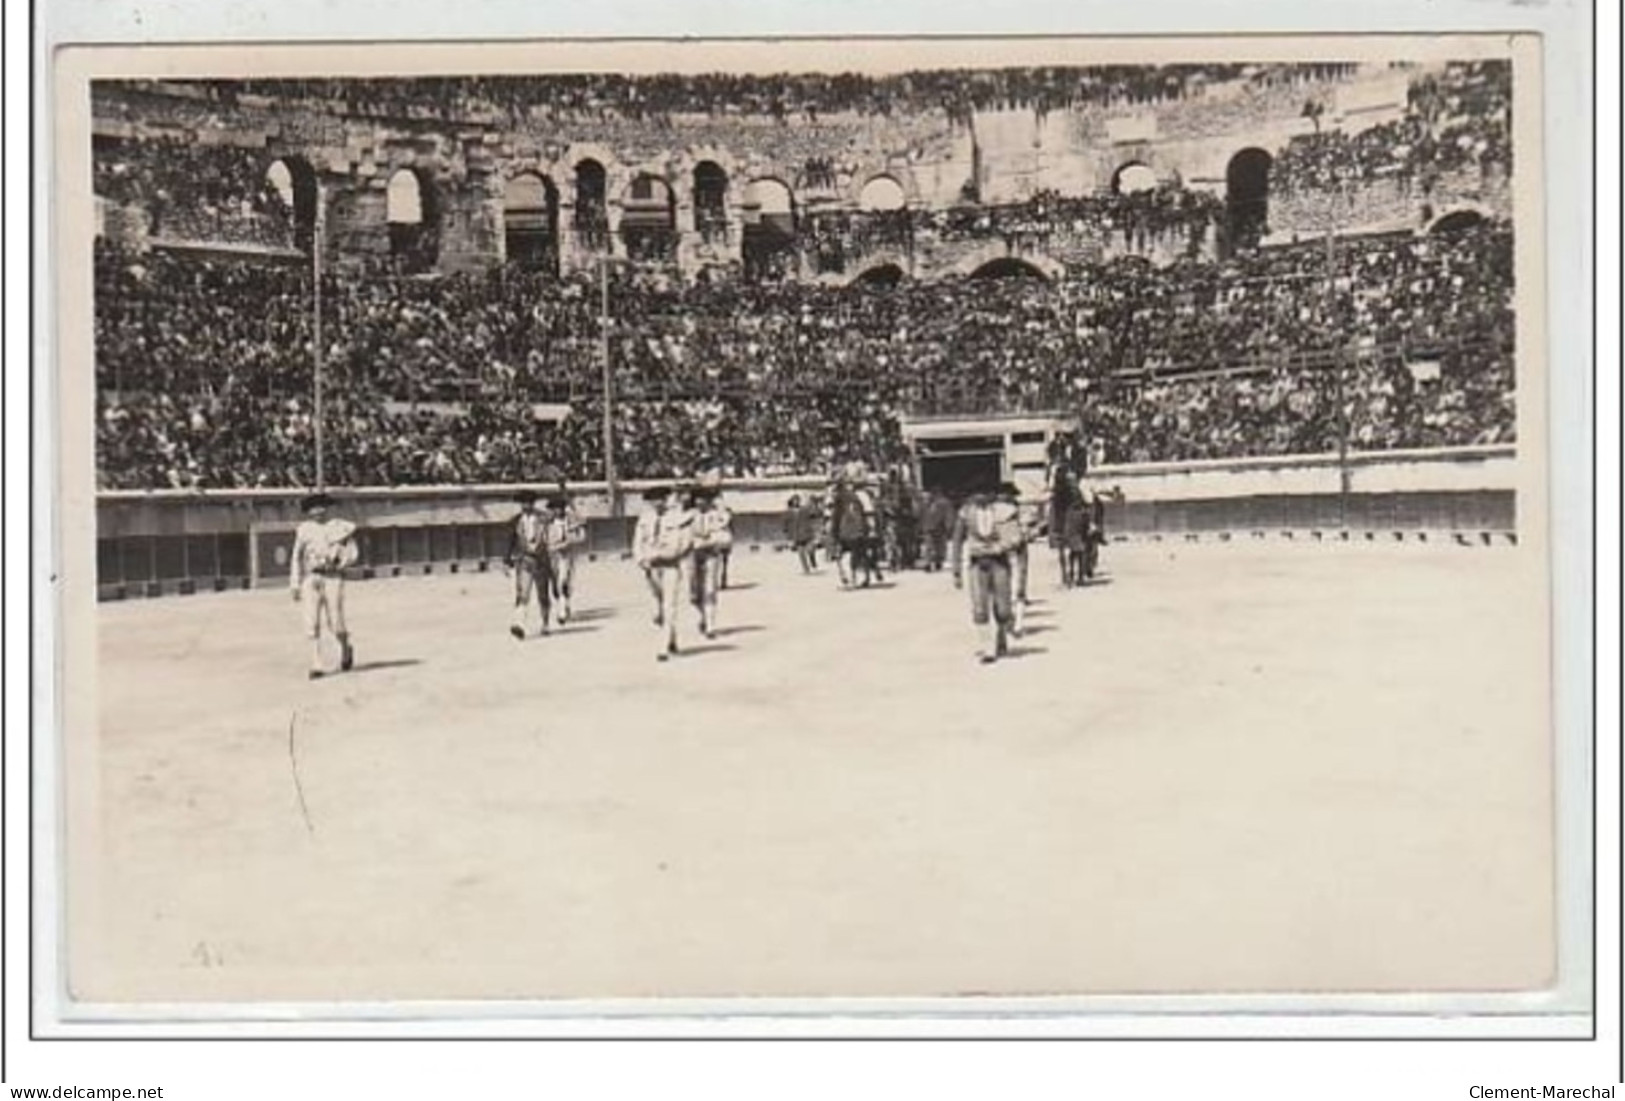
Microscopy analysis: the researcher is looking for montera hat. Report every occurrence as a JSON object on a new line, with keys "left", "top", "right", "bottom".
{"left": 300, "top": 491, "right": 336, "bottom": 512}
{"left": 512, "top": 488, "right": 539, "bottom": 504}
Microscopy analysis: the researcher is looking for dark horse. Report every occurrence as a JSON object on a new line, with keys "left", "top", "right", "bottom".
{"left": 1050, "top": 468, "right": 1092, "bottom": 588}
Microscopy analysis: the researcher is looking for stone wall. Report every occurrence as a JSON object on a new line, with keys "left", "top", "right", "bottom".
{"left": 91, "top": 61, "right": 1508, "bottom": 280}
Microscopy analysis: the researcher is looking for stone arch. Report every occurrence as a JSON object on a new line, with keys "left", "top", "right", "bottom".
{"left": 502, "top": 171, "right": 560, "bottom": 273}
{"left": 564, "top": 142, "right": 619, "bottom": 178}
{"left": 857, "top": 173, "right": 909, "bottom": 212}
{"left": 741, "top": 176, "right": 799, "bottom": 281}
{"left": 619, "top": 172, "right": 678, "bottom": 263}
{"left": 386, "top": 166, "right": 440, "bottom": 272}
{"left": 950, "top": 243, "right": 1065, "bottom": 282}
{"left": 692, "top": 160, "right": 730, "bottom": 243}
{"left": 849, "top": 262, "right": 906, "bottom": 289}
{"left": 968, "top": 257, "right": 1053, "bottom": 281}
{"left": 838, "top": 252, "right": 910, "bottom": 286}
{"left": 1426, "top": 206, "right": 1492, "bottom": 235}
{"left": 1224, "top": 147, "right": 1272, "bottom": 252}
{"left": 672, "top": 147, "right": 742, "bottom": 191}
{"left": 845, "top": 163, "right": 922, "bottom": 208}
{"left": 571, "top": 157, "right": 611, "bottom": 252}
{"left": 264, "top": 153, "right": 319, "bottom": 252}
{"left": 1111, "top": 161, "right": 1159, "bottom": 195}
{"left": 744, "top": 176, "right": 797, "bottom": 219}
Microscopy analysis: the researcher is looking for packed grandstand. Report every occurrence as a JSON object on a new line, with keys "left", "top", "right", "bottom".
{"left": 90, "top": 60, "right": 1515, "bottom": 490}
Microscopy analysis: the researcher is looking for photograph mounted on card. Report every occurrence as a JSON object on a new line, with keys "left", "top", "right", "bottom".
{"left": 50, "top": 32, "right": 1555, "bottom": 1011}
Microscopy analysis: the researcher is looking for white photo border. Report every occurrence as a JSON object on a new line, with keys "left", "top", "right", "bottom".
{"left": 19, "top": 0, "right": 1609, "bottom": 1064}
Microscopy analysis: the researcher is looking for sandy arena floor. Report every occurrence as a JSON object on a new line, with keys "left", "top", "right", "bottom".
{"left": 76, "top": 540, "right": 1554, "bottom": 1003}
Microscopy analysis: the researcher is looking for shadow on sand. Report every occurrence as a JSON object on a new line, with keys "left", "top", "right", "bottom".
{"left": 711, "top": 624, "right": 766, "bottom": 638}
{"left": 563, "top": 607, "right": 617, "bottom": 623}
{"left": 547, "top": 623, "right": 602, "bottom": 637}
{"left": 675, "top": 643, "right": 740, "bottom": 659}
{"left": 1001, "top": 645, "right": 1049, "bottom": 660}
{"left": 343, "top": 658, "right": 425, "bottom": 676}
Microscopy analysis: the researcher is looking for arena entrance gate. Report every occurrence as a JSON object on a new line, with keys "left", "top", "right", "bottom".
{"left": 900, "top": 413, "right": 1079, "bottom": 501}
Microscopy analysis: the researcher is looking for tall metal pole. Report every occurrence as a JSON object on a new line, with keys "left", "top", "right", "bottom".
{"left": 313, "top": 185, "right": 326, "bottom": 490}
{"left": 599, "top": 256, "right": 618, "bottom": 515}
{"left": 1326, "top": 181, "right": 1351, "bottom": 528}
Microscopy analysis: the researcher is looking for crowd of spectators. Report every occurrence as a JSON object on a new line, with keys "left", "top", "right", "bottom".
{"left": 797, "top": 184, "right": 1226, "bottom": 276}
{"left": 800, "top": 157, "right": 841, "bottom": 191}
{"left": 188, "top": 65, "right": 1285, "bottom": 126}
{"left": 95, "top": 212, "right": 1515, "bottom": 489}
{"left": 915, "top": 185, "right": 1225, "bottom": 258}
{"left": 1273, "top": 60, "right": 1511, "bottom": 197}
{"left": 92, "top": 135, "right": 302, "bottom": 249}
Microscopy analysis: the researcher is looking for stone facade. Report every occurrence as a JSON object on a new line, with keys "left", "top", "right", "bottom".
{"left": 92, "top": 62, "right": 1513, "bottom": 280}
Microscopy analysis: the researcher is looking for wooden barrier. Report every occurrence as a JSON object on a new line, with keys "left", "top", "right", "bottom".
{"left": 95, "top": 447, "right": 1517, "bottom": 600}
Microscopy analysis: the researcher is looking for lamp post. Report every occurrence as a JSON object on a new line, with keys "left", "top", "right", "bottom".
{"left": 312, "top": 183, "right": 326, "bottom": 490}
{"left": 594, "top": 252, "right": 664, "bottom": 517}
{"left": 598, "top": 253, "right": 618, "bottom": 515}
{"left": 1323, "top": 172, "right": 1353, "bottom": 528}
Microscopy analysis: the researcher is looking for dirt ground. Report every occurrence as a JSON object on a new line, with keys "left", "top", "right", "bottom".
{"left": 75, "top": 539, "right": 1554, "bottom": 1003}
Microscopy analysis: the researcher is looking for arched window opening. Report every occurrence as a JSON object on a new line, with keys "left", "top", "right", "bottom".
{"left": 1112, "top": 162, "right": 1158, "bottom": 195}
{"left": 969, "top": 257, "right": 1049, "bottom": 281}
{"left": 574, "top": 159, "right": 609, "bottom": 253}
{"left": 620, "top": 173, "right": 677, "bottom": 263}
{"left": 853, "top": 263, "right": 905, "bottom": 289}
{"left": 387, "top": 167, "right": 439, "bottom": 272}
{"left": 741, "top": 177, "right": 797, "bottom": 282}
{"left": 858, "top": 175, "right": 907, "bottom": 212}
{"left": 265, "top": 156, "right": 318, "bottom": 253}
{"left": 503, "top": 172, "right": 559, "bottom": 274}
{"left": 693, "top": 162, "right": 729, "bottom": 245}
{"left": 1429, "top": 209, "right": 1488, "bottom": 235}
{"left": 1224, "top": 148, "right": 1272, "bottom": 255}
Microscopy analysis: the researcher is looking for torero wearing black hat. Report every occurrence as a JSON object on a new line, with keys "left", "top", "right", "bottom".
{"left": 290, "top": 491, "right": 358, "bottom": 678}
{"left": 505, "top": 488, "right": 554, "bottom": 639}
{"left": 636, "top": 484, "right": 696, "bottom": 660}
{"left": 950, "top": 479, "right": 1025, "bottom": 663}
{"left": 997, "top": 481, "right": 1035, "bottom": 631}
{"left": 632, "top": 486, "right": 673, "bottom": 626}
{"left": 544, "top": 491, "right": 587, "bottom": 623}
{"left": 688, "top": 483, "right": 734, "bottom": 638}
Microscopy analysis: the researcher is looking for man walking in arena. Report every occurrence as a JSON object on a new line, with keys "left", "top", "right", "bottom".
{"left": 711, "top": 486, "right": 736, "bottom": 591}
{"left": 998, "top": 481, "right": 1038, "bottom": 634}
{"left": 289, "top": 491, "right": 359, "bottom": 679}
{"left": 632, "top": 485, "right": 672, "bottom": 624}
{"left": 784, "top": 495, "right": 819, "bottom": 574}
{"left": 637, "top": 483, "right": 696, "bottom": 661}
{"left": 830, "top": 464, "right": 883, "bottom": 589}
{"left": 856, "top": 474, "right": 886, "bottom": 585}
{"left": 951, "top": 481, "right": 1025, "bottom": 664}
{"left": 688, "top": 484, "right": 734, "bottom": 639}
{"left": 920, "top": 489, "right": 954, "bottom": 573}
{"left": 505, "top": 488, "right": 554, "bottom": 639}
{"left": 1085, "top": 488, "right": 1111, "bottom": 581}
{"left": 546, "top": 491, "right": 587, "bottom": 624}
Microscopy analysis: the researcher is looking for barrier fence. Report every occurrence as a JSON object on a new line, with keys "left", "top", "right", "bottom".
{"left": 94, "top": 447, "right": 1517, "bottom": 600}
